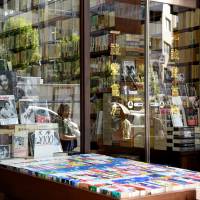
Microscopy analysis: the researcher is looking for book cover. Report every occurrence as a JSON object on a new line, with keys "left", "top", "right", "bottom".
{"left": 0, "top": 71, "right": 16, "bottom": 95}
{"left": 34, "top": 100, "right": 51, "bottom": 123}
{"left": 0, "top": 95, "right": 18, "bottom": 125}
{"left": 170, "top": 106, "right": 184, "bottom": 127}
{"left": 185, "top": 108, "right": 198, "bottom": 126}
{"left": 16, "top": 76, "right": 41, "bottom": 99}
{"left": 19, "top": 99, "right": 36, "bottom": 124}
{"left": 12, "top": 127, "right": 28, "bottom": 158}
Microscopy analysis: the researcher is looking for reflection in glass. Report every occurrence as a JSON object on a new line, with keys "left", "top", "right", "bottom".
{"left": 90, "top": 0, "right": 145, "bottom": 160}
{"left": 0, "top": 0, "right": 80, "bottom": 159}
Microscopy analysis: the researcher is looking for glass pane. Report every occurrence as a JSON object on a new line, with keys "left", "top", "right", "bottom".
{"left": 90, "top": 0, "right": 145, "bottom": 161}
{"left": 150, "top": 2, "right": 200, "bottom": 170}
{"left": 0, "top": 0, "right": 80, "bottom": 159}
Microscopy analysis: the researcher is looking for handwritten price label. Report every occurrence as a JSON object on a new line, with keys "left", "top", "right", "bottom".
{"left": 35, "top": 130, "right": 54, "bottom": 145}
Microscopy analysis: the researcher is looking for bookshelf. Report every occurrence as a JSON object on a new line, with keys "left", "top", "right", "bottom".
{"left": 0, "top": 0, "right": 80, "bottom": 82}
{"left": 149, "top": 5, "right": 200, "bottom": 155}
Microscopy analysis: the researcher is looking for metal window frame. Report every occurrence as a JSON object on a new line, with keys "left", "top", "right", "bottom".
{"left": 80, "top": 0, "right": 90, "bottom": 153}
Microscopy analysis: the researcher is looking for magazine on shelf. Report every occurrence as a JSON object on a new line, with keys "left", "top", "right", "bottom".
{"left": 16, "top": 76, "right": 41, "bottom": 99}
{"left": 121, "top": 61, "right": 136, "bottom": 82}
{"left": 19, "top": 99, "right": 37, "bottom": 124}
{"left": 0, "top": 71, "right": 16, "bottom": 95}
{"left": 0, "top": 95, "right": 18, "bottom": 125}
{"left": 170, "top": 105, "right": 184, "bottom": 127}
{"left": 178, "top": 84, "right": 187, "bottom": 96}
{"left": 12, "top": 125, "right": 28, "bottom": 158}
{"left": 34, "top": 100, "right": 51, "bottom": 123}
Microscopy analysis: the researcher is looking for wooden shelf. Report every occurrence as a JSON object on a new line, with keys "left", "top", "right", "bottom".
{"left": 170, "top": 61, "right": 200, "bottom": 67}
{"left": 174, "top": 25, "right": 200, "bottom": 34}
{"left": 90, "top": 50, "right": 110, "bottom": 58}
{"left": 90, "top": 27, "right": 115, "bottom": 37}
{"left": 173, "top": 43, "right": 199, "bottom": 50}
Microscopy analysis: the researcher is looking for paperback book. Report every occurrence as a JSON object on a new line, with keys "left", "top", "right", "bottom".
{"left": 12, "top": 125, "right": 28, "bottom": 158}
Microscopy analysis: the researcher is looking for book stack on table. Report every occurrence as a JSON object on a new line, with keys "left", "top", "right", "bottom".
{"left": 1, "top": 154, "right": 200, "bottom": 199}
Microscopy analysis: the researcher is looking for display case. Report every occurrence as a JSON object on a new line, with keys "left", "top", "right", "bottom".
{"left": 0, "top": 0, "right": 81, "bottom": 160}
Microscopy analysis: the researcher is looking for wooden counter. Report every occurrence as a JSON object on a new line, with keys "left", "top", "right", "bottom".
{"left": 0, "top": 167, "right": 196, "bottom": 200}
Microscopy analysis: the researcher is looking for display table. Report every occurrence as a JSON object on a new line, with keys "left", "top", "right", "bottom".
{"left": 0, "top": 154, "right": 199, "bottom": 200}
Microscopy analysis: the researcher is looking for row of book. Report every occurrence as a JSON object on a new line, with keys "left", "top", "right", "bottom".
{"left": 90, "top": 56, "right": 111, "bottom": 73}
{"left": 151, "top": 38, "right": 162, "bottom": 51}
{"left": 191, "top": 65, "right": 200, "bottom": 80}
{"left": 1, "top": 153, "right": 200, "bottom": 199}
{"left": 91, "top": 11, "right": 115, "bottom": 32}
{"left": 116, "top": 34, "right": 144, "bottom": 49}
{"left": 174, "top": 29, "right": 200, "bottom": 48}
{"left": 176, "top": 47, "right": 199, "bottom": 64}
{"left": 5, "top": 0, "right": 79, "bottom": 16}
{"left": 90, "top": 34, "right": 110, "bottom": 53}
{"left": 177, "top": 9, "right": 200, "bottom": 30}
{"left": 0, "top": 123, "right": 62, "bottom": 159}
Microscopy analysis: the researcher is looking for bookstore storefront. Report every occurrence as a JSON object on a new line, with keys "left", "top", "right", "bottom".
{"left": 0, "top": 0, "right": 200, "bottom": 200}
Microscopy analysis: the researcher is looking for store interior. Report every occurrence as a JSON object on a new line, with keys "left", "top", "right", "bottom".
{"left": 0, "top": 0, "right": 200, "bottom": 199}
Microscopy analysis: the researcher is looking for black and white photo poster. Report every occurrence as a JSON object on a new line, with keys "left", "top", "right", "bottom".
{"left": 19, "top": 99, "right": 36, "bottom": 124}
{"left": 0, "top": 95, "right": 18, "bottom": 125}
{"left": 0, "top": 71, "right": 16, "bottom": 95}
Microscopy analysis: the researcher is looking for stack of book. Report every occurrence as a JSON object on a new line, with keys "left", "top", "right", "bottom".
{"left": 166, "top": 127, "right": 195, "bottom": 151}
{"left": 1, "top": 154, "right": 200, "bottom": 199}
